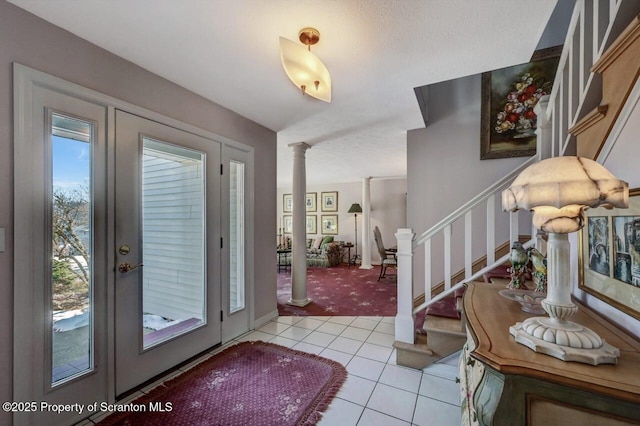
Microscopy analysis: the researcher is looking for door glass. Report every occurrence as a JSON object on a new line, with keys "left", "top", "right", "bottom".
{"left": 51, "top": 113, "right": 93, "bottom": 385}
{"left": 229, "top": 161, "right": 245, "bottom": 313}
{"left": 142, "top": 137, "right": 206, "bottom": 349}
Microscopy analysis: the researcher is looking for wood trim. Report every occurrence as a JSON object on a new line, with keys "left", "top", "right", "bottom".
{"left": 412, "top": 235, "right": 530, "bottom": 308}
{"left": 464, "top": 282, "right": 640, "bottom": 404}
{"left": 568, "top": 105, "right": 608, "bottom": 136}
{"left": 592, "top": 14, "right": 640, "bottom": 73}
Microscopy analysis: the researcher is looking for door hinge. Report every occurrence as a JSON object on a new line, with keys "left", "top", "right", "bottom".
{"left": 220, "top": 310, "right": 224, "bottom": 322}
{"left": 220, "top": 237, "right": 223, "bottom": 249}
{"left": 220, "top": 163, "right": 223, "bottom": 175}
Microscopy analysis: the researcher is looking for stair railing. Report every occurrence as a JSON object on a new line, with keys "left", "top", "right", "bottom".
{"left": 545, "top": 0, "right": 640, "bottom": 157}
{"left": 396, "top": 0, "right": 635, "bottom": 345}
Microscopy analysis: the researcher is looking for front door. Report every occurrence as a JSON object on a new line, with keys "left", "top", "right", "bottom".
{"left": 114, "top": 110, "right": 222, "bottom": 395}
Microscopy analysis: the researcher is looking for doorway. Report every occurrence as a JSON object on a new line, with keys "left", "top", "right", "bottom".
{"left": 13, "top": 65, "right": 253, "bottom": 425}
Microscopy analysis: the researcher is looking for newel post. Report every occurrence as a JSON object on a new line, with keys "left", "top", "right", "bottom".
{"left": 395, "top": 228, "right": 416, "bottom": 344}
{"left": 535, "top": 95, "right": 551, "bottom": 160}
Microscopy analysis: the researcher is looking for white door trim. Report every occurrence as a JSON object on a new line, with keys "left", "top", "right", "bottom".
{"left": 13, "top": 63, "right": 256, "bottom": 422}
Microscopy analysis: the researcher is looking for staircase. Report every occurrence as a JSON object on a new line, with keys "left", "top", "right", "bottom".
{"left": 393, "top": 0, "right": 640, "bottom": 369}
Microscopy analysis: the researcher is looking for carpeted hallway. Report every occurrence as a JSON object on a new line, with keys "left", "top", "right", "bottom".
{"left": 277, "top": 264, "right": 397, "bottom": 317}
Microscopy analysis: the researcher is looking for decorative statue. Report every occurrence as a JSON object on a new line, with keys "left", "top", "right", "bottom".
{"left": 527, "top": 247, "right": 547, "bottom": 292}
{"left": 508, "top": 241, "right": 529, "bottom": 289}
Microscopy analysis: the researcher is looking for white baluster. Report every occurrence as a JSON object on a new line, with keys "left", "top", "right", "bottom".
{"left": 486, "top": 195, "right": 495, "bottom": 265}
{"left": 424, "top": 238, "right": 432, "bottom": 302}
{"left": 444, "top": 224, "right": 451, "bottom": 291}
{"left": 465, "top": 211, "right": 472, "bottom": 280}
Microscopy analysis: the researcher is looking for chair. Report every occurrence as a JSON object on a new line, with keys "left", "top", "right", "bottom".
{"left": 373, "top": 226, "right": 397, "bottom": 281}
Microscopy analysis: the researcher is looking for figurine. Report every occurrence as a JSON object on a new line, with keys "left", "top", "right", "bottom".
{"left": 527, "top": 247, "right": 547, "bottom": 292}
{"left": 508, "top": 241, "right": 529, "bottom": 290}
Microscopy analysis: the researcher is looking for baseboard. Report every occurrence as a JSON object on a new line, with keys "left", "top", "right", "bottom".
{"left": 253, "top": 309, "right": 279, "bottom": 329}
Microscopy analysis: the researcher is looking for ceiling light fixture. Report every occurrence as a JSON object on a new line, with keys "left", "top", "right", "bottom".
{"left": 279, "top": 27, "right": 332, "bottom": 102}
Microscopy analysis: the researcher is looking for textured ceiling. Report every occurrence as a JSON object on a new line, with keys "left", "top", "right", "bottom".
{"left": 9, "top": 0, "right": 558, "bottom": 187}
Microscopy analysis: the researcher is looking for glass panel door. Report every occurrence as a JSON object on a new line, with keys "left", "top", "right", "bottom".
{"left": 51, "top": 114, "right": 94, "bottom": 384}
{"left": 229, "top": 160, "right": 245, "bottom": 313}
{"left": 141, "top": 138, "right": 206, "bottom": 348}
{"left": 114, "top": 110, "right": 221, "bottom": 396}
{"left": 222, "top": 146, "right": 252, "bottom": 342}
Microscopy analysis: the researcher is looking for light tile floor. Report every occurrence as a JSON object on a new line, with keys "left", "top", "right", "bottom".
{"left": 84, "top": 315, "right": 462, "bottom": 426}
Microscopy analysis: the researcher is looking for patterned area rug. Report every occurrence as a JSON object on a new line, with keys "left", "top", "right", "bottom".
{"left": 98, "top": 342, "right": 347, "bottom": 426}
{"left": 278, "top": 264, "right": 397, "bottom": 316}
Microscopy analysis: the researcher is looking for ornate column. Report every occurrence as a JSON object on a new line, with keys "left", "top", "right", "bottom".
{"left": 288, "top": 142, "right": 311, "bottom": 306}
{"left": 360, "top": 177, "right": 373, "bottom": 269}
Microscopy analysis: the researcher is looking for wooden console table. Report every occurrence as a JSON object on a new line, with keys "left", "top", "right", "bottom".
{"left": 460, "top": 282, "right": 640, "bottom": 426}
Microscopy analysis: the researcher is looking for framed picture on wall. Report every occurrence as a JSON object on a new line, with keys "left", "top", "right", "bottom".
{"left": 283, "top": 194, "right": 293, "bottom": 213}
{"left": 579, "top": 188, "right": 640, "bottom": 321}
{"left": 321, "top": 191, "right": 338, "bottom": 212}
{"left": 306, "top": 192, "right": 317, "bottom": 212}
{"left": 306, "top": 215, "right": 317, "bottom": 234}
{"left": 283, "top": 215, "right": 292, "bottom": 234}
{"left": 321, "top": 214, "right": 338, "bottom": 235}
{"left": 480, "top": 46, "right": 561, "bottom": 160}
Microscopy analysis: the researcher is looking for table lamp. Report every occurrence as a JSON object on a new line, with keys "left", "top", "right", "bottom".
{"left": 502, "top": 156, "right": 628, "bottom": 365}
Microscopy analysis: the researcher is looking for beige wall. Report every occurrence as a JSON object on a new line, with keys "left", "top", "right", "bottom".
{"left": 277, "top": 179, "right": 407, "bottom": 263}
{"left": 0, "top": 1, "right": 277, "bottom": 419}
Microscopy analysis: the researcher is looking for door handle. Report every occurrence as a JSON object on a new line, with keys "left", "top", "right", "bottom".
{"left": 118, "top": 262, "right": 143, "bottom": 273}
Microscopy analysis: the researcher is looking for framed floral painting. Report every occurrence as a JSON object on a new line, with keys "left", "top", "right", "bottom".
{"left": 480, "top": 46, "right": 561, "bottom": 160}
{"left": 579, "top": 188, "right": 640, "bottom": 320}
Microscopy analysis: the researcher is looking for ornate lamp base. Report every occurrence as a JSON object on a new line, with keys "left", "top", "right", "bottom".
{"left": 510, "top": 319, "right": 619, "bottom": 365}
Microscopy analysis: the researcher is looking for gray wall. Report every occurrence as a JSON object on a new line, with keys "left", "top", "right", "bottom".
{"left": 0, "top": 1, "right": 277, "bottom": 419}
{"left": 406, "top": 0, "right": 572, "bottom": 296}
{"left": 407, "top": 75, "right": 528, "bottom": 294}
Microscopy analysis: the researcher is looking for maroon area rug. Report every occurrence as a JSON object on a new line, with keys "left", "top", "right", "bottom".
{"left": 98, "top": 341, "right": 347, "bottom": 426}
{"left": 278, "top": 264, "right": 397, "bottom": 316}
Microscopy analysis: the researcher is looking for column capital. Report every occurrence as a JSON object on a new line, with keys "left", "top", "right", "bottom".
{"left": 288, "top": 142, "right": 311, "bottom": 152}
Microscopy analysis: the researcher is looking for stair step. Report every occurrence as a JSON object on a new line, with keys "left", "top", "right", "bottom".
{"left": 423, "top": 315, "right": 464, "bottom": 337}
{"left": 569, "top": 105, "right": 609, "bottom": 136}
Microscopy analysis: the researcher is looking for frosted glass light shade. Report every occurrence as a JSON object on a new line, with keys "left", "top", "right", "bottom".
{"left": 502, "top": 157, "right": 628, "bottom": 233}
{"left": 279, "top": 37, "right": 331, "bottom": 102}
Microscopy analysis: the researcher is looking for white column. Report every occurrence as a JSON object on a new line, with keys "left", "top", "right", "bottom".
{"left": 395, "top": 228, "right": 415, "bottom": 344}
{"left": 360, "top": 177, "right": 373, "bottom": 269}
{"left": 288, "top": 142, "right": 311, "bottom": 307}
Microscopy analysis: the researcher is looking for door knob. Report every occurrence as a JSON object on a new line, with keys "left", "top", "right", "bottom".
{"left": 118, "top": 262, "right": 143, "bottom": 273}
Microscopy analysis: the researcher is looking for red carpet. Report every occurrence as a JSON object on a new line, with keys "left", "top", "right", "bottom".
{"left": 278, "top": 264, "right": 397, "bottom": 316}
{"left": 98, "top": 341, "right": 347, "bottom": 426}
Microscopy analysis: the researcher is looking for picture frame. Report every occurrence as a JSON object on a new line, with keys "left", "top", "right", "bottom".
{"left": 283, "top": 194, "right": 293, "bottom": 213}
{"left": 283, "top": 215, "right": 292, "bottom": 234}
{"left": 579, "top": 188, "right": 640, "bottom": 321}
{"left": 321, "top": 191, "right": 338, "bottom": 212}
{"left": 306, "top": 192, "right": 317, "bottom": 212}
{"left": 480, "top": 46, "right": 562, "bottom": 160}
{"left": 306, "top": 215, "right": 317, "bottom": 234}
{"left": 321, "top": 214, "right": 338, "bottom": 235}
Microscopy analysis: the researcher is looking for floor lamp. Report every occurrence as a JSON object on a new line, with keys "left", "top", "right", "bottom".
{"left": 348, "top": 203, "right": 363, "bottom": 264}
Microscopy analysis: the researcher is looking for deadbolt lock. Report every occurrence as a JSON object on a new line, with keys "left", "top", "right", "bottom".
{"left": 118, "top": 245, "right": 131, "bottom": 255}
